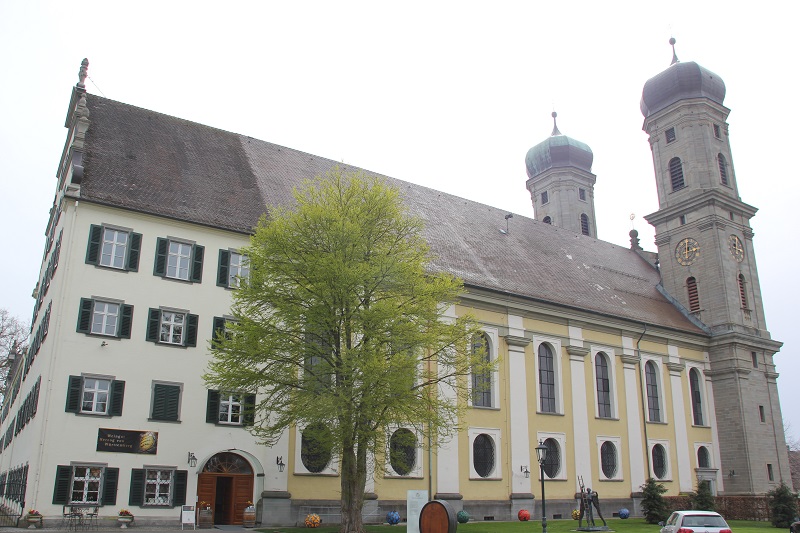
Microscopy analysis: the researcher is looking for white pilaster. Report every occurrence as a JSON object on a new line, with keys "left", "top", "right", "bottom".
{"left": 505, "top": 313, "right": 532, "bottom": 496}
{"left": 667, "top": 345, "right": 692, "bottom": 492}
{"left": 621, "top": 336, "right": 645, "bottom": 491}
{"left": 568, "top": 325, "right": 591, "bottom": 488}
{"left": 436, "top": 304, "right": 460, "bottom": 496}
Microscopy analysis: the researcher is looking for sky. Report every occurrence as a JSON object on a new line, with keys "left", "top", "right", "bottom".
{"left": 1, "top": 2, "right": 797, "bottom": 438}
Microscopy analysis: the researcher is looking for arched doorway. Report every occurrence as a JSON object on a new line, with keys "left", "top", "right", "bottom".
{"left": 197, "top": 452, "right": 254, "bottom": 525}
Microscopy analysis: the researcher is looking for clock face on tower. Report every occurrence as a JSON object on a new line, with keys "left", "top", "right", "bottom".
{"left": 729, "top": 235, "right": 744, "bottom": 262}
{"left": 675, "top": 237, "right": 700, "bottom": 266}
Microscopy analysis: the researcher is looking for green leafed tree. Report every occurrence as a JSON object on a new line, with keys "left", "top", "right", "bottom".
{"left": 689, "top": 480, "right": 715, "bottom": 511}
{"left": 0, "top": 309, "right": 29, "bottom": 403}
{"left": 205, "top": 168, "right": 489, "bottom": 533}
{"left": 640, "top": 477, "right": 670, "bottom": 524}
{"left": 768, "top": 482, "right": 798, "bottom": 528}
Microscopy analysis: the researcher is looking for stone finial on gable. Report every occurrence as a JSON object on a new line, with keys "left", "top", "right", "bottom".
{"left": 78, "top": 58, "right": 89, "bottom": 88}
{"left": 629, "top": 229, "right": 643, "bottom": 251}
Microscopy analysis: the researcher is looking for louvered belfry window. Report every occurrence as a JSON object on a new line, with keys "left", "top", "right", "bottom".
{"left": 580, "top": 214, "right": 590, "bottom": 236}
{"left": 669, "top": 157, "right": 685, "bottom": 191}
{"left": 718, "top": 154, "right": 729, "bottom": 186}
{"left": 738, "top": 274, "right": 748, "bottom": 309}
{"left": 687, "top": 277, "right": 700, "bottom": 312}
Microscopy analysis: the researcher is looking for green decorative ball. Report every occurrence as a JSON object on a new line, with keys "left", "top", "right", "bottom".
{"left": 456, "top": 510, "right": 470, "bottom": 524}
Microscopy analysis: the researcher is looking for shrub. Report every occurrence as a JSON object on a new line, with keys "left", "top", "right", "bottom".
{"left": 768, "top": 482, "right": 798, "bottom": 528}
{"left": 641, "top": 477, "right": 670, "bottom": 524}
{"left": 690, "top": 480, "right": 715, "bottom": 511}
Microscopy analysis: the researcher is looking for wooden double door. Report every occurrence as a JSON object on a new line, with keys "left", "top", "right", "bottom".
{"left": 197, "top": 453, "right": 255, "bottom": 525}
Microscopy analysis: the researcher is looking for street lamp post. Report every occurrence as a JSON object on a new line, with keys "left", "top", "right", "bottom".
{"left": 535, "top": 440, "right": 548, "bottom": 533}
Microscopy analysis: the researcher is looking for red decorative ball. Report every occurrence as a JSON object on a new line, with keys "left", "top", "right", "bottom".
{"left": 518, "top": 509, "right": 531, "bottom": 521}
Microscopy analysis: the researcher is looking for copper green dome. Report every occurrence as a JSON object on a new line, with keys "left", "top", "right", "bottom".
{"left": 525, "top": 112, "right": 593, "bottom": 179}
{"left": 640, "top": 39, "right": 726, "bottom": 117}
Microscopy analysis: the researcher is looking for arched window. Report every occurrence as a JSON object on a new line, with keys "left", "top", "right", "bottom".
{"left": 580, "top": 214, "right": 590, "bottom": 236}
{"left": 645, "top": 361, "right": 661, "bottom": 422}
{"left": 690, "top": 368, "right": 704, "bottom": 426}
{"left": 652, "top": 444, "right": 667, "bottom": 479}
{"left": 472, "top": 434, "right": 495, "bottom": 478}
{"left": 471, "top": 333, "right": 492, "bottom": 407}
{"left": 600, "top": 441, "right": 618, "bottom": 479}
{"left": 697, "top": 446, "right": 711, "bottom": 468}
{"left": 687, "top": 277, "right": 700, "bottom": 312}
{"left": 595, "top": 353, "right": 612, "bottom": 418}
{"left": 538, "top": 344, "right": 556, "bottom": 413}
{"left": 738, "top": 274, "right": 748, "bottom": 309}
{"left": 669, "top": 157, "right": 685, "bottom": 191}
{"left": 542, "top": 438, "right": 561, "bottom": 479}
{"left": 389, "top": 428, "right": 417, "bottom": 476}
{"left": 301, "top": 423, "right": 333, "bottom": 473}
{"left": 542, "top": 216, "right": 552, "bottom": 225}
{"left": 718, "top": 153, "right": 729, "bottom": 186}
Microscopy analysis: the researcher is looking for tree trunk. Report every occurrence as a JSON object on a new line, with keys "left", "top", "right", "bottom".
{"left": 339, "top": 440, "right": 367, "bottom": 533}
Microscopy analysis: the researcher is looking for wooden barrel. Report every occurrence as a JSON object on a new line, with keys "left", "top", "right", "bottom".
{"left": 419, "top": 500, "right": 457, "bottom": 533}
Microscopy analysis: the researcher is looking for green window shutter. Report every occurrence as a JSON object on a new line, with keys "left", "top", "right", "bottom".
{"left": 146, "top": 309, "right": 160, "bottom": 342}
{"left": 152, "top": 384, "right": 180, "bottom": 421}
{"left": 191, "top": 245, "right": 205, "bottom": 283}
{"left": 128, "top": 469, "right": 145, "bottom": 507}
{"left": 102, "top": 467, "right": 119, "bottom": 505}
{"left": 119, "top": 304, "right": 134, "bottom": 339}
{"left": 109, "top": 380, "right": 125, "bottom": 416}
{"left": 53, "top": 465, "right": 72, "bottom": 504}
{"left": 127, "top": 232, "right": 142, "bottom": 272}
{"left": 243, "top": 394, "right": 256, "bottom": 427}
{"left": 185, "top": 314, "right": 199, "bottom": 347}
{"left": 85, "top": 225, "right": 102, "bottom": 265}
{"left": 173, "top": 471, "right": 188, "bottom": 506}
{"left": 77, "top": 298, "right": 94, "bottom": 334}
{"left": 212, "top": 317, "right": 225, "bottom": 343}
{"left": 153, "top": 238, "right": 168, "bottom": 276}
{"left": 65, "top": 375, "right": 83, "bottom": 413}
{"left": 206, "top": 390, "right": 220, "bottom": 424}
{"left": 217, "top": 250, "right": 230, "bottom": 287}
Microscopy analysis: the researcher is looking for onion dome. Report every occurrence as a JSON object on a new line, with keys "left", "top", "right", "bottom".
{"left": 525, "top": 112, "right": 593, "bottom": 179}
{"left": 640, "top": 38, "right": 726, "bottom": 117}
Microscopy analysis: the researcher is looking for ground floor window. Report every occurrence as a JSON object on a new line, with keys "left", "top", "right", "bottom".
{"left": 53, "top": 464, "right": 119, "bottom": 506}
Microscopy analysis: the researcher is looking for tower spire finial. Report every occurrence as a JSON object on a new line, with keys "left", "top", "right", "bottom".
{"left": 551, "top": 111, "right": 561, "bottom": 136}
{"left": 78, "top": 58, "right": 89, "bottom": 88}
{"left": 669, "top": 37, "right": 679, "bottom": 65}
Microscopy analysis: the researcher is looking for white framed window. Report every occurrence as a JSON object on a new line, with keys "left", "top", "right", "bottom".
{"left": 81, "top": 378, "right": 111, "bottom": 414}
{"left": 385, "top": 427, "right": 423, "bottom": 478}
{"left": 228, "top": 252, "right": 250, "bottom": 288}
{"left": 167, "top": 241, "right": 192, "bottom": 280}
{"left": 694, "top": 443, "right": 713, "bottom": 469}
{"left": 144, "top": 468, "right": 174, "bottom": 506}
{"left": 536, "top": 432, "right": 567, "bottom": 480}
{"left": 648, "top": 440, "right": 672, "bottom": 481}
{"left": 70, "top": 465, "right": 104, "bottom": 504}
{"left": 86, "top": 224, "right": 141, "bottom": 271}
{"left": 687, "top": 365, "right": 707, "bottom": 426}
{"left": 160, "top": 311, "right": 185, "bottom": 345}
{"left": 596, "top": 436, "right": 623, "bottom": 481}
{"left": 219, "top": 393, "right": 243, "bottom": 425}
{"left": 591, "top": 347, "right": 618, "bottom": 419}
{"left": 468, "top": 427, "right": 502, "bottom": 480}
{"left": 91, "top": 301, "right": 120, "bottom": 336}
{"left": 294, "top": 424, "right": 338, "bottom": 476}
{"left": 533, "top": 335, "right": 563, "bottom": 414}
{"left": 469, "top": 327, "right": 499, "bottom": 409}
{"left": 100, "top": 228, "right": 129, "bottom": 269}
{"left": 643, "top": 358, "right": 665, "bottom": 423}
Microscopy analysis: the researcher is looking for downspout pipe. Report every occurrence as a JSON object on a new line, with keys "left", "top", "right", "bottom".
{"left": 636, "top": 324, "right": 652, "bottom": 478}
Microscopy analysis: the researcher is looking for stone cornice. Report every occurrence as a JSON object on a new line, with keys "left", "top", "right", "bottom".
{"left": 620, "top": 354, "right": 640, "bottom": 365}
{"left": 504, "top": 335, "right": 531, "bottom": 348}
{"left": 666, "top": 362, "right": 685, "bottom": 374}
{"left": 566, "top": 346, "right": 589, "bottom": 359}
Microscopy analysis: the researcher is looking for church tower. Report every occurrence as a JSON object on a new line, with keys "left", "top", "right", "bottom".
{"left": 642, "top": 40, "right": 789, "bottom": 494}
{"left": 525, "top": 112, "right": 598, "bottom": 237}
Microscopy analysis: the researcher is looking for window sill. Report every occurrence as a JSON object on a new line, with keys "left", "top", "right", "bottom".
{"left": 159, "top": 275, "right": 196, "bottom": 284}
{"left": 598, "top": 478, "right": 624, "bottom": 482}
{"left": 536, "top": 411, "right": 565, "bottom": 416}
{"left": 470, "top": 405, "right": 500, "bottom": 411}
{"left": 147, "top": 418, "right": 181, "bottom": 424}
{"left": 595, "top": 416, "right": 620, "bottom": 421}
{"left": 646, "top": 420, "right": 668, "bottom": 425}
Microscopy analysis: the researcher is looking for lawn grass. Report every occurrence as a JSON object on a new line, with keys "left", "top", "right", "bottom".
{"left": 256, "top": 517, "right": 779, "bottom": 533}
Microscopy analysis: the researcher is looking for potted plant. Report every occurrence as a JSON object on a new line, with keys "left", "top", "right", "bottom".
{"left": 242, "top": 501, "right": 256, "bottom": 528}
{"left": 25, "top": 509, "right": 43, "bottom": 529}
{"left": 117, "top": 509, "right": 134, "bottom": 528}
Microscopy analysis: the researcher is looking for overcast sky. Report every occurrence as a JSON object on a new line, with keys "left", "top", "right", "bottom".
{"left": 1, "top": 2, "right": 797, "bottom": 439}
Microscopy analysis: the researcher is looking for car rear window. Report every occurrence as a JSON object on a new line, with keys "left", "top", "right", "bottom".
{"left": 682, "top": 515, "right": 727, "bottom": 527}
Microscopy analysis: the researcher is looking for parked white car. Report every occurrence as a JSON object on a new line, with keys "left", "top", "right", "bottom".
{"left": 660, "top": 510, "right": 732, "bottom": 533}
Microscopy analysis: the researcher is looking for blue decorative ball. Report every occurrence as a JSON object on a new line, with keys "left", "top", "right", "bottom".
{"left": 618, "top": 508, "right": 630, "bottom": 519}
{"left": 457, "top": 510, "right": 470, "bottom": 524}
{"left": 386, "top": 511, "right": 401, "bottom": 525}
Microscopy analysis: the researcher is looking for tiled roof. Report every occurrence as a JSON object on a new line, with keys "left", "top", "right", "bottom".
{"left": 80, "top": 94, "right": 704, "bottom": 335}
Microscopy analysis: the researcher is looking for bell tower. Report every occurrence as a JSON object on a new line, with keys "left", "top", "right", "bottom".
{"left": 642, "top": 39, "right": 788, "bottom": 494}
{"left": 525, "top": 112, "right": 598, "bottom": 237}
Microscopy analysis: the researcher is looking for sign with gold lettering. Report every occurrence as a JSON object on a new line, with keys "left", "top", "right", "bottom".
{"left": 97, "top": 428, "right": 158, "bottom": 454}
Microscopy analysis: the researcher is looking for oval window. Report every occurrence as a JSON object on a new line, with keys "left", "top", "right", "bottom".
{"left": 301, "top": 423, "right": 333, "bottom": 473}
{"left": 473, "top": 434, "right": 495, "bottom": 478}
{"left": 389, "top": 428, "right": 417, "bottom": 476}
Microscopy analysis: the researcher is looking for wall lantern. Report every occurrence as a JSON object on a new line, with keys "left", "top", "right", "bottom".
{"left": 521, "top": 465, "right": 530, "bottom": 478}
{"left": 188, "top": 452, "right": 198, "bottom": 467}
{"left": 277, "top": 456, "right": 285, "bottom": 472}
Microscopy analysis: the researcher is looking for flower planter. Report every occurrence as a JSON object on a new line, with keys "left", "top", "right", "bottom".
{"left": 198, "top": 508, "right": 213, "bottom": 529}
{"left": 25, "top": 515, "right": 43, "bottom": 529}
{"left": 242, "top": 506, "right": 256, "bottom": 528}
{"left": 117, "top": 516, "right": 134, "bottom": 528}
